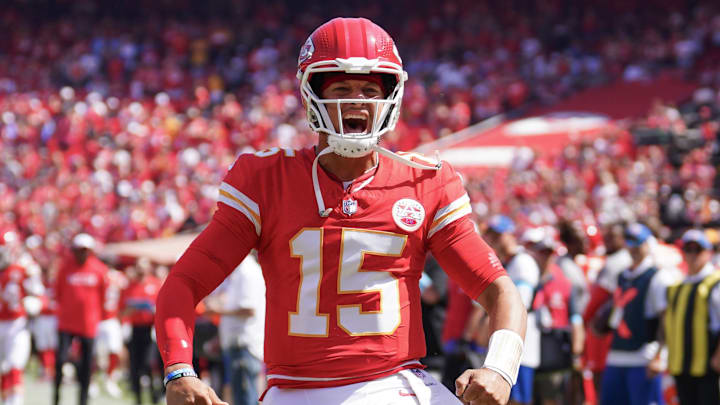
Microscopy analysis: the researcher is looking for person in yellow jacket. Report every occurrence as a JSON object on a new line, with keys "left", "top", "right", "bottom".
{"left": 664, "top": 229, "right": 720, "bottom": 405}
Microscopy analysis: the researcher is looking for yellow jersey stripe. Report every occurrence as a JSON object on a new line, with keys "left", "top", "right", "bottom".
{"left": 433, "top": 194, "right": 470, "bottom": 223}
{"left": 220, "top": 182, "right": 260, "bottom": 215}
{"left": 218, "top": 191, "right": 261, "bottom": 235}
{"left": 428, "top": 202, "right": 472, "bottom": 238}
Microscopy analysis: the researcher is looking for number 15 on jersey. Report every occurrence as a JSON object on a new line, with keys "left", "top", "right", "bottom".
{"left": 289, "top": 228, "right": 408, "bottom": 337}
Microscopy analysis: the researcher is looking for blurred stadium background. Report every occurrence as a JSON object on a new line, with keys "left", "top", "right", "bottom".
{"left": 2, "top": 0, "right": 720, "bottom": 404}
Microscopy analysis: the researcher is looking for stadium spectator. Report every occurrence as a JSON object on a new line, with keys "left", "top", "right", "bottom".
{"left": 30, "top": 267, "right": 59, "bottom": 380}
{"left": 583, "top": 222, "right": 633, "bottom": 401}
{"left": 483, "top": 215, "right": 540, "bottom": 405}
{"left": 598, "top": 223, "right": 679, "bottom": 405}
{"left": 53, "top": 233, "right": 108, "bottom": 405}
{"left": 555, "top": 221, "right": 591, "bottom": 312}
{"left": 119, "top": 257, "right": 163, "bottom": 405}
{"left": 527, "top": 233, "right": 584, "bottom": 405}
{"left": 0, "top": 239, "right": 44, "bottom": 405}
{"left": 664, "top": 230, "right": 720, "bottom": 405}
{"left": 204, "top": 254, "right": 265, "bottom": 405}
{"left": 95, "top": 266, "right": 128, "bottom": 398}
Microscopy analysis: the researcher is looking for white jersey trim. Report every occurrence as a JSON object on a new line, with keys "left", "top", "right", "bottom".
{"left": 218, "top": 182, "right": 261, "bottom": 235}
{"left": 266, "top": 360, "right": 422, "bottom": 382}
{"left": 428, "top": 194, "right": 472, "bottom": 238}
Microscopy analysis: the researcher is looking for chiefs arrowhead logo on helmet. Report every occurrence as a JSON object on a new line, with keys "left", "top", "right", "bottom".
{"left": 298, "top": 37, "right": 315, "bottom": 66}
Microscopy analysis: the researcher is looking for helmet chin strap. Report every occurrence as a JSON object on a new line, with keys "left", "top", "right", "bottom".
{"left": 371, "top": 145, "right": 443, "bottom": 171}
{"left": 312, "top": 146, "right": 336, "bottom": 217}
{"left": 311, "top": 144, "right": 442, "bottom": 218}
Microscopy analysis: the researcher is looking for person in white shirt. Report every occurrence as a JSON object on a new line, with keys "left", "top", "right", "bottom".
{"left": 484, "top": 215, "right": 540, "bottom": 405}
{"left": 206, "top": 254, "right": 265, "bottom": 405}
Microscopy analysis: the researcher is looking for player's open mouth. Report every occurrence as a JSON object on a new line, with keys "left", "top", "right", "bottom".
{"left": 342, "top": 112, "right": 369, "bottom": 134}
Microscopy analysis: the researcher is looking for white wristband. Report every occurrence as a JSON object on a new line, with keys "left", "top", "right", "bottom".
{"left": 481, "top": 329, "right": 524, "bottom": 386}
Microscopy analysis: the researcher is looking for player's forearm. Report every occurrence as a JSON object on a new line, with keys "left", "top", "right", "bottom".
{"left": 155, "top": 271, "right": 200, "bottom": 367}
{"left": 462, "top": 306, "right": 486, "bottom": 342}
{"left": 475, "top": 275, "right": 526, "bottom": 386}
{"left": 477, "top": 275, "right": 527, "bottom": 339}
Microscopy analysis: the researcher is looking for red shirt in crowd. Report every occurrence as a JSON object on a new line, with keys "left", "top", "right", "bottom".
{"left": 532, "top": 264, "right": 575, "bottom": 329}
{"left": 121, "top": 275, "right": 162, "bottom": 326}
{"left": 55, "top": 254, "right": 108, "bottom": 337}
{"left": 442, "top": 278, "right": 476, "bottom": 343}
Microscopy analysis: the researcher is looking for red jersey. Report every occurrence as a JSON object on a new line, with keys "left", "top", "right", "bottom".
{"left": 198, "top": 147, "right": 501, "bottom": 389}
{"left": 103, "top": 269, "right": 128, "bottom": 320}
{"left": 55, "top": 255, "right": 108, "bottom": 337}
{"left": 532, "top": 264, "right": 575, "bottom": 328}
{"left": 0, "top": 265, "right": 33, "bottom": 320}
{"left": 156, "top": 147, "right": 505, "bottom": 390}
{"left": 121, "top": 275, "right": 161, "bottom": 326}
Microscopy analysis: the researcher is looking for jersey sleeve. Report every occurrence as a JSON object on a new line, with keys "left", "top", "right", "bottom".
{"left": 155, "top": 153, "right": 267, "bottom": 368}
{"left": 429, "top": 216, "right": 506, "bottom": 301}
{"left": 218, "top": 153, "right": 265, "bottom": 238}
{"left": 426, "top": 162, "right": 473, "bottom": 239}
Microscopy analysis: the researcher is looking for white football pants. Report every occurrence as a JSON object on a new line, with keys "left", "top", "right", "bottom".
{"left": 261, "top": 368, "right": 462, "bottom": 405}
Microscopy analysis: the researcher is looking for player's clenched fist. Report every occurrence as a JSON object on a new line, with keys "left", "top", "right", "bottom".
{"left": 166, "top": 377, "right": 228, "bottom": 405}
{"left": 455, "top": 368, "right": 511, "bottom": 405}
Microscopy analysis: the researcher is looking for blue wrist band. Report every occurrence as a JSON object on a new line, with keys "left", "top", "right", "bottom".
{"left": 163, "top": 367, "right": 198, "bottom": 387}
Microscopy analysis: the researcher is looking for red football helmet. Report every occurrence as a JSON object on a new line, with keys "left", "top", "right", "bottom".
{"left": 297, "top": 17, "right": 407, "bottom": 157}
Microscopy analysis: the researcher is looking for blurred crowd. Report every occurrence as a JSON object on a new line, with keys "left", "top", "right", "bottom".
{"left": 466, "top": 90, "right": 720, "bottom": 245}
{"left": 3, "top": 0, "right": 720, "bottom": 271}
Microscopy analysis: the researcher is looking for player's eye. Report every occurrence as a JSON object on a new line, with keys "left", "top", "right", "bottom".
{"left": 331, "top": 85, "right": 350, "bottom": 94}
{"left": 364, "top": 87, "right": 381, "bottom": 97}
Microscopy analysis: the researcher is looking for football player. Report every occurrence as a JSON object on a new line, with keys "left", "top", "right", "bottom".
{"left": 156, "top": 17, "right": 527, "bottom": 405}
{"left": 0, "top": 241, "right": 44, "bottom": 405}
{"left": 53, "top": 233, "right": 109, "bottom": 405}
{"left": 30, "top": 268, "right": 58, "bottom": 380}
{"left": 95, "top": 266, "right": 128, "bottom": 397}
